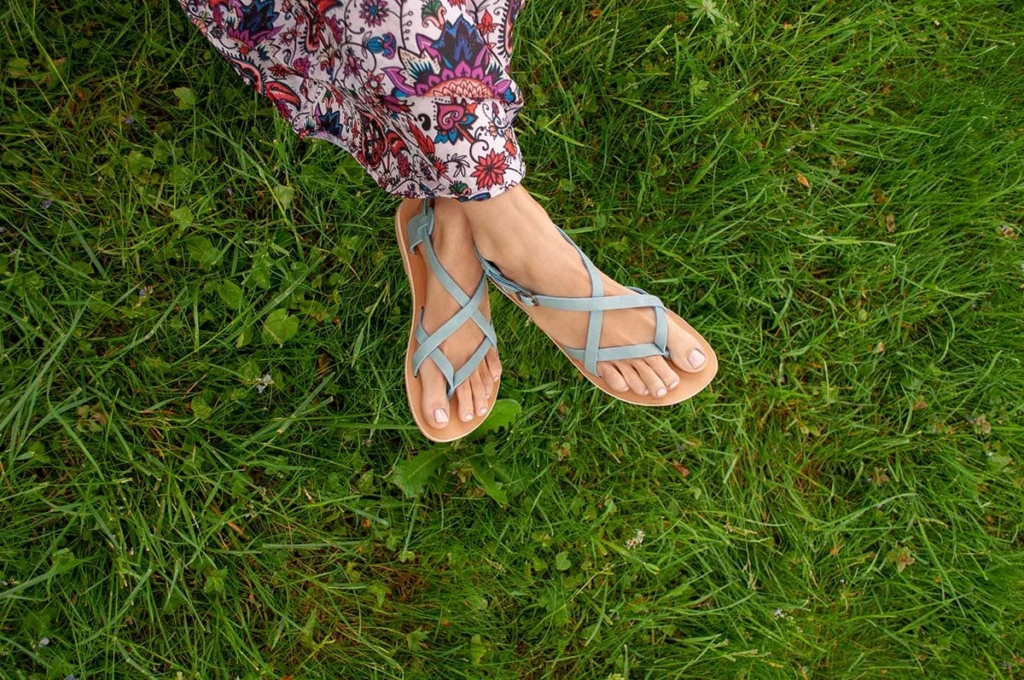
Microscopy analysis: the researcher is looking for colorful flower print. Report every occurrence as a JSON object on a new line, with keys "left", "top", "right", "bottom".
{"left": 178, "top": 0, "right": 525, "bottom": 198}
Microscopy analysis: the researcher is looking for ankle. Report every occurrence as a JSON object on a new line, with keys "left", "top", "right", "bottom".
{"left": 431, "top": 198, "right": 472, "bottom": 254}
{"left": 461, "top": 186, "right": 555, "bottom": 261}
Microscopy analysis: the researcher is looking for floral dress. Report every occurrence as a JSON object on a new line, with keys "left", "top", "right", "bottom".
{"left": 177, "top": 0, "right": 525, "bottom": 199}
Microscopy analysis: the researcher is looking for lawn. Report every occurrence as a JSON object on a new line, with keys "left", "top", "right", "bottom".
{"left": 2, "top": 0, "right": 1023, "bottom": 677}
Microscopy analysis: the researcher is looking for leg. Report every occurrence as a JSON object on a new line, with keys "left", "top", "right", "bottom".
{"left": 177, "top": 0, "right": 524, "bottom": 437}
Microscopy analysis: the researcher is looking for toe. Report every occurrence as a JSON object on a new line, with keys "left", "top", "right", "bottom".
{"left": 455, "top": 381, "right": 475, "bottom": 422}
{"left": 484, "top": 347, "right": 502, "bottom": 381}
{"left": 469, "top": 370, "right": 490, "bottom": 417}
{"left": 419, "top": 363, "right": 451, "bottom": 429}
{"left": 633, "top": 359, "right": 667, "bottom": 398}
{"left": 476, "top": 363, "right": 494, "bottom": 400}
{"left": 599, "top": 363, "right": 630, "bottom": 393}
{"left": 646, "top": 355, "right": 681, "bottom": 392}
{"left": 666, "top": 324, "right": 708, "bottom": 374}
{"left": 615, "top": 362, "right": 649, "bottom": 396}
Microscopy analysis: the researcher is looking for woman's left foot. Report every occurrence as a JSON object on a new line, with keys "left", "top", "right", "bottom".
{"left": 460, "top": 185, "right": 714, "bottom": 399}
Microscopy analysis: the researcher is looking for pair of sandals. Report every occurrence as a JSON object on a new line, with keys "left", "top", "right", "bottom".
{"left": 396, "top": 198, "right": 718, "bottom": 442}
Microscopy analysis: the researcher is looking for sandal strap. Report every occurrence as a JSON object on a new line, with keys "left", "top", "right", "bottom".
{"left": 415, "top": 307, "right": 494, "bottom": 397}
{"left": 407, "top": 201, "right": 497, "bottom": 398}
{"left": 477, "top": 226, "right": 669, "bottom": 376}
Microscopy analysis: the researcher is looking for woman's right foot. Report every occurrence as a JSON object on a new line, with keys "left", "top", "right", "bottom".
{"left": 460, "top": 185, "right": 712, "bottom": 398}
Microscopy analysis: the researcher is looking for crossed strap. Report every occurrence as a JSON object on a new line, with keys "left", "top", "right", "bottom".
{"left": 476, "top": 226, "right": 669, "bottom": 377}
{"left": 407, "top": 202, "right": 497, "bottom": 398}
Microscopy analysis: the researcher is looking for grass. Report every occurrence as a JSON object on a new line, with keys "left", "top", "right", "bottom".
{"left": 2, "top": 0, "right": 1023, "bottom": 677}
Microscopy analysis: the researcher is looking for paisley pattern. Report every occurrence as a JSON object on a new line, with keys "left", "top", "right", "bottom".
{"left": 178, "top": 0, "right": 525, "bottom": 199}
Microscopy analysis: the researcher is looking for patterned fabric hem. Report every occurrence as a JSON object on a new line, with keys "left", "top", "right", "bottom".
{"left": 178, "top": 0, "right": 526, "bottom": 200}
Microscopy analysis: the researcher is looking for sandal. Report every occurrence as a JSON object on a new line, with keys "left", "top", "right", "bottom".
{"left": 476, "top": 225, "right": 717, "bottom": 406}
{"left": 396, "top": 199, "right": 499, "bottom": 441}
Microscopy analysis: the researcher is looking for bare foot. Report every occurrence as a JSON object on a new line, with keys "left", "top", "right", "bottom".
{"left": 460, "top": 185, "right": 709, "bottom": 398}
{"left": 414, "top": 199, "right": 501, "bottom": 429}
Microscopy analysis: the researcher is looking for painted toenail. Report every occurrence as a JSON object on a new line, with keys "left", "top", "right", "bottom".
{"left": 688, "top": 349, "right": 707, "bottom": 369}
{"left": 434, "top": 409, "right": 449, "bottom": 425}
{"left": 656, "top": 387, "right": 667, "bottom": 397}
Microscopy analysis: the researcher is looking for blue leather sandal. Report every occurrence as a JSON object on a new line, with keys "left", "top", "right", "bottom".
{"left": 396, "top": 199, "right": 499, "bottom": 441}
{"left": 476, "top": 225, "right": 716, "bottom": 406}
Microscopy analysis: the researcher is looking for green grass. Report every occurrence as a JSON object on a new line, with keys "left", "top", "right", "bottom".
{"left": 2, "top": 0, "right": 1024, "bottom": 677}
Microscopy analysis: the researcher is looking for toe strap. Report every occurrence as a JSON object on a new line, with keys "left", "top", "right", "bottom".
{"left": 477, "top": 227, "right": 670, "bottom": 376}
{"left": 412, "top": 276, "right": 497, "bottom": 398}
{"left": 564, "top": 289, "right": 669, "bottom": 374}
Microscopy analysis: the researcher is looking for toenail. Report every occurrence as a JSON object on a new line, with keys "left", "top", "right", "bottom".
{"left": 669, "top": 380, "right": 680, "bottom": 390}
{"left": 619, "top": 384, "right": 630, "bottom": 392}
{"left": 434, "top": 409, "right": 449, "bottom": 425}
{"left": 478, "top": 406, "right": 488, "bottom": 416}
{"left": 461, "top": 412, "right": 473, "bottom": 422}
{"left": 656, "top": 387, "right": 667, "bottom": 397}
{"left": 688, "top": 349, "right": 707, "bottom": 369}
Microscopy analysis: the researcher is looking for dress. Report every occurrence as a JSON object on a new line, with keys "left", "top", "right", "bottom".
{"left": 177, "top": 0, "right": 525, "bottom": 199}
